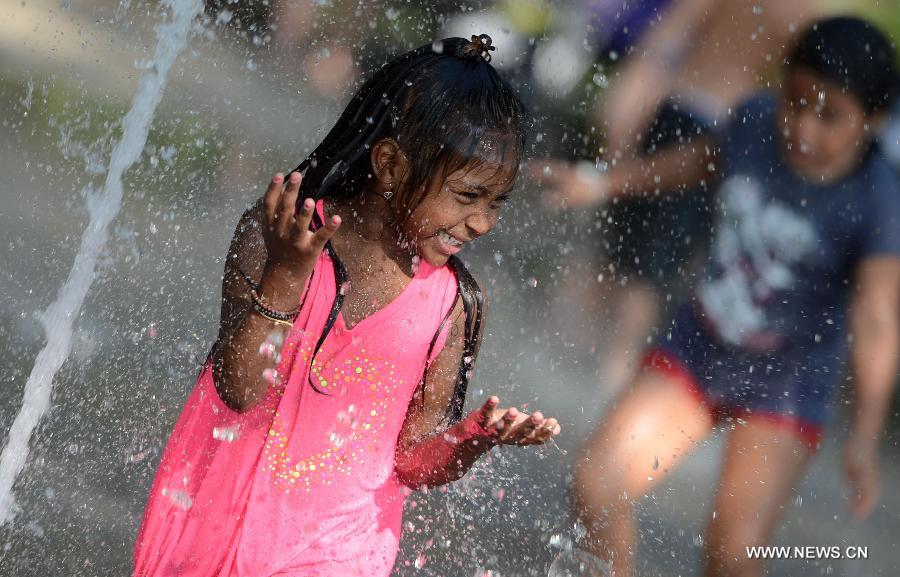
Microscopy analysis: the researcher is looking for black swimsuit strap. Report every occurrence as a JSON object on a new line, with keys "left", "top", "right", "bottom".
{"left": 445, "top": 255, "right": 483, "bottom": 423}
{"left": 307, "top": 208, "right": 348, "bottom": 394}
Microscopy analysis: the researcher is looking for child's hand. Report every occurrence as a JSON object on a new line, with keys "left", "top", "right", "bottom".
{"left": 262, "top": 171, "right": 341, "bottom": 276}
{"left": 525, "top": 159, "right": 609, "bottom": 211}
{"left": 843, "top": 434, "right": 880, "bottom": 522}
{"left": 468, "top": 396, "right": 562, "bottom": 446}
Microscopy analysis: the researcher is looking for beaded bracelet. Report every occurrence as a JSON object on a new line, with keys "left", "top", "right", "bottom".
{"left": 238, "top": 268, "right": 302, "bottom": 325}
{"left": 250, "top": 298, "right": 294, "bottom": 327}
{"left": 247, "top": 286, "right": 304, "bottom": 329}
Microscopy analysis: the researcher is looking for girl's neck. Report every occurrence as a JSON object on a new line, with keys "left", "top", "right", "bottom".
{"left": 326, "top": 193, "right": 417, "bottom": 277}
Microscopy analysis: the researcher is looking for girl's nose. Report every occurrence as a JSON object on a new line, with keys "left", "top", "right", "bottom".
{"left": 465, "top": 210, "right": 497, "bottom": 238}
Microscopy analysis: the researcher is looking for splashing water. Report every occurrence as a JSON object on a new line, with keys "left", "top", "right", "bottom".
{"left": 547, "top": 535, "right": 612, "bottom": 577}
{"left": 0, "top": 0, "right": 204, "bottom": 525}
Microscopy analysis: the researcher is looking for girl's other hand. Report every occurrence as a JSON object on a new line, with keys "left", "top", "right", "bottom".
{"left": 261, "top": 171, "right": 341, "bottom": 278}
{"left": 525, "top": 159, "right": 609, "bottom": 211}
{"left": 843, "top": 434, "right": 880, "bottom": 522}
{"left": 467, "top": 395, "right": 562, "bottom": 446}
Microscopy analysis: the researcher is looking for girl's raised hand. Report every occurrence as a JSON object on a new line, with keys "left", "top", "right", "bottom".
{"left": 261, "top": 171, "right": 341, "bottom": 276}
{"left": 469, "top": 396, "right": 561, "bottom": 446}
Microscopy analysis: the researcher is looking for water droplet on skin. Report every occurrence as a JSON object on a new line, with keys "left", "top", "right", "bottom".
{"left": 259, "top": 341, "right": 277, "bottom": 359}
{"left": 267, "top": 330, "right": 284, "bottom": 347}
{"left": 653, "top": 456, "right": 659, "bottom": 470}
{"left": 262, "top": 368, "right": 280, "bottom": 385}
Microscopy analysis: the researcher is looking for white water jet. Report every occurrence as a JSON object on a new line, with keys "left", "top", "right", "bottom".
{"left": 0, "top": 0, "right": 204, "bottom": 525}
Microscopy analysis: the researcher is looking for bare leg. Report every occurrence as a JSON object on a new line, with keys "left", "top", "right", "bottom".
{"left": 574, "top": 369, "right": 714, "bottom": 576}
{"left": 597, "top": 279, "right": 659, "bottom": 393}
{"left": 703, "top": 416, "right": 816, "bottom": 577}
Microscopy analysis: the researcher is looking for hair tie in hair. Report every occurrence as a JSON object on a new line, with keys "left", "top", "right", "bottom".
{"left": 463, "top": 34, "right": 496, "bottom": 63}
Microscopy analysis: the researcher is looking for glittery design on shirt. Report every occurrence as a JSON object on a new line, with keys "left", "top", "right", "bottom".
{"left": 263, "top": 347, "right": 402, "bottom": 493}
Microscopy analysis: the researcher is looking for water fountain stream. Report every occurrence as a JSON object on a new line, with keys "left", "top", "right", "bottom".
{"left": 0, "top": 0, "right": 204, "bottom": 525}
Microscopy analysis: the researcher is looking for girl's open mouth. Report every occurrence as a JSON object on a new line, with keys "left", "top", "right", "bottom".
{"left": 436, "top": 230, "right": 464, "bottom": 254}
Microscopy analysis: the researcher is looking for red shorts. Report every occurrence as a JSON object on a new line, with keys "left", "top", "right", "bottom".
{"left": 642, "top": 347, "right": 823, "bottom": 450}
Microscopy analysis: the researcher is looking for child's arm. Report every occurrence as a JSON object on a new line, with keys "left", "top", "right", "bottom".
{"left": 212, "top": 173, "right": 339, "bottom": 412}
{"left": 528, "top": 135, "right": 718, "bottom": 210}
{"left": 394, "top": 300, "right": 561, "bottom": 489}
{"left": 844, "top": 256, "right": 900, "bottom": 520}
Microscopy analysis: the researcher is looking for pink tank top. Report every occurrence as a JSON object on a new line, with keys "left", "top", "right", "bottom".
{"left": 134, "top": 210, "right": 458, "bottom": 577}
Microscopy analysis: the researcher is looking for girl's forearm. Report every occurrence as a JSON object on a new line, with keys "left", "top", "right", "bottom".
{"left": 395, "top": 417, "right": 497, "bottom": 489}
{"left": 850, "top": 318, "right": 899, "bottom": 442}
{"left": 214, "top": 264, "right": 310, "bottom": 412}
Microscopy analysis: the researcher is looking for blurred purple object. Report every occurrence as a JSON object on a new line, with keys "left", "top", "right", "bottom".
{"left": 585, "top": 0, "right": 675, "bottom": 55}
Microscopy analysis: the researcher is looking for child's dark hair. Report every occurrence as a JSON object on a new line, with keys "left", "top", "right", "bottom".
{"left": 292, "top": 34, "right": 527, "bottom": 215}
{"left": 787, "top": 16, "right": 899, "bottom": 113}
{"left": 290, "top": 35, "right": 526, "bottom": 424}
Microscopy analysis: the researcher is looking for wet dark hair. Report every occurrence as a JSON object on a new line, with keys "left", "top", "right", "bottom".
{"left": 290, "top": 35, "right": 525, "bottom": 424}
{"left": 291, "top": 35, "right": 527, "bottom": 215}
{"left": 786, "top": 16, "right": 899, "bottom": 113}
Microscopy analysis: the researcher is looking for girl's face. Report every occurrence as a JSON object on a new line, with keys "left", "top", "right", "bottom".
{"left": 403, "top": 160, "right": 516, "bottom": 267}
{"left": 778, "top": 66, "right": 876, "bottom": 184}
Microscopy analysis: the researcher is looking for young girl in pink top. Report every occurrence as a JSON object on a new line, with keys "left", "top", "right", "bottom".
{"left": 133, "top": 35, "right": 561, "bottom": 577}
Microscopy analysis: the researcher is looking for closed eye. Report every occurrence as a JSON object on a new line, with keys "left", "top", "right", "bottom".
{"left": 455, "top": 191, "right": 479, "bottom": 202}
{"left": 490, "top": 195, "right": 510, "bottom": 209}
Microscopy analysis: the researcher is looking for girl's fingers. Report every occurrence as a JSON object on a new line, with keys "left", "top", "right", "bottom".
{"left": 479, "top": 396, "right": 500, "bottom": 428}
{"left": 292, "top": 197, "right": 315, "bottom": 239}
{"left": 263, "top": 173, "right": 285, "bottom": 227}
{"left": 530, "top": 417, "right": 560, "bottom": 444}
{"left": 310, "top": 214, "right": 342, "bottom": 252}
{"left": 277, "top": 172, "right": 302, "bottom": 236}
{"left": 497, "top": 408, "right": 521, "bottom": 441}
{"left": 515, "top": 412, "right": 544, "bottom": 440}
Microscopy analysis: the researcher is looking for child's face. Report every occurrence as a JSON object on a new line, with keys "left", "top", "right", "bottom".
{"left": 778, "top": 66, "right": 875, "bottom": 184}
{"left": 403, "top": 160, "right": 516, "bottom": 267}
